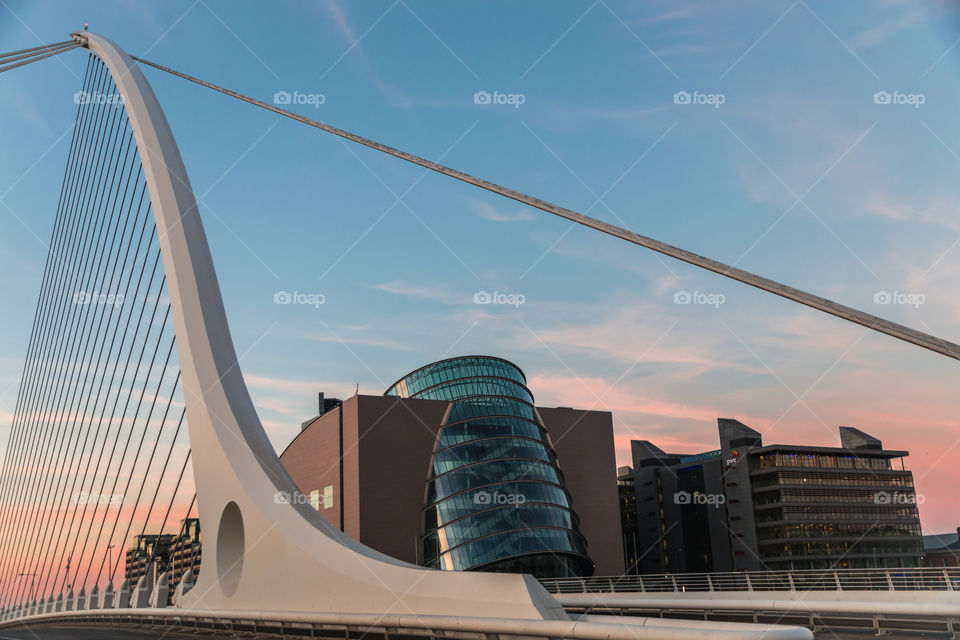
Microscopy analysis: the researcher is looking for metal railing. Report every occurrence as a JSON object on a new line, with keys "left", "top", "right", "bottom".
{"left": 0, "top": 607, "right": 814, "bottom": 640}
{"left": 540, "top": 567, "right": 960, "bottom": 593}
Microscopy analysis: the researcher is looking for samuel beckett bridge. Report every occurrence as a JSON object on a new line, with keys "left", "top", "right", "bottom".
{"left": 0, "top": 30, "right": 957, "bottom": 640}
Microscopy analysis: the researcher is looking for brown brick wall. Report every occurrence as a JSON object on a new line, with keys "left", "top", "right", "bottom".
{"left": 537, "top": 406, "right": 624, "bottom": 576}
{"left": 357, "top": 395, "right": 449, "bottom": 563}
{"left": 279, "top": 404, "right": 345, "bottom": 531}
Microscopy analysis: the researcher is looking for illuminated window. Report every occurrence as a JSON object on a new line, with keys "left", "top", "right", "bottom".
{"left": 323, "top": 485, "right": 333, "bottom": 509}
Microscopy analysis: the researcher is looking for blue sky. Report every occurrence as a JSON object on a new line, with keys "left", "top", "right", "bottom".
{"left": 1, "top": 0, "right": 959, "bottom": 532}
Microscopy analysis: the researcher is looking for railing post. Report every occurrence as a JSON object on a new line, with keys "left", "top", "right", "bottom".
{"left": 885, "top": 569, "right": 894, "bottom": 590}
{"left": 945, "top": 570, "right": 953, "bottom": 591}
{"left": 787, "top": 573, "right": 795, "bottom": 591}
{"left": 607, "top": 577, "right": 614, "bottom": 592}
{"left": 745, "top": 572, "right": 753, "bottom": 592}
{"left": 707, "top": 575, "right": 714, "bottom": 592}
{"left": 833, "top": 571, "right": 842, "bottom": 591}
{"left": 670, "top": 575, "right": 678, "bottom": 592}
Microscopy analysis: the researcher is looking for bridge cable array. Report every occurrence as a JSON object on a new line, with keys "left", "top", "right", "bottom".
{"left": 129, "top": 54, "right": 960, "bottom": 362}
{"left": 0, "top": 50, "right": 196, "bottom": 608}
{"left": 0, "top": 40, "right": 81, "bottom": 74}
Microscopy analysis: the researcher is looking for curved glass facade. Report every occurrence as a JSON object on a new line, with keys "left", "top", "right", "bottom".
{"left": 385, "top": 356, "right": 593, "bottom": 577}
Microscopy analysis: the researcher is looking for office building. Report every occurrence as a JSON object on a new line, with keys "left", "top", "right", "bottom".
{"left": 618, "top": 465, "right": 641, "bottom": 573}
{"left": 620, "top": 419, "right": 923, "bottom": 573}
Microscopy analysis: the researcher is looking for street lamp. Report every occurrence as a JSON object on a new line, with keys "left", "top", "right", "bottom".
{"left": 106, "top": 544, "right": 115, "bottom": 580}
{"left": 17, "top": 573, "right": 36, "bottom": 601}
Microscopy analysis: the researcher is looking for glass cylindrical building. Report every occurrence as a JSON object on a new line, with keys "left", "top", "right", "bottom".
{"left": 385, "top": 356, "right": 593, "bottom": 578}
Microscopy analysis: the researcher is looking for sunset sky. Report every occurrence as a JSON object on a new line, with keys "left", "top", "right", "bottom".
{"left": 1, "top": 0, "right": 959, "bottom": 540}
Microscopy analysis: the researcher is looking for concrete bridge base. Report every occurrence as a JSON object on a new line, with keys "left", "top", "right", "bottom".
{"left": 558, "top": 591, "right": 960, "bottom": 640}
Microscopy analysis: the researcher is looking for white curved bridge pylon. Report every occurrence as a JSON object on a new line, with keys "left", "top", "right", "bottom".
{"left": 73, "top": 30, "right": 564, "bottom": 620}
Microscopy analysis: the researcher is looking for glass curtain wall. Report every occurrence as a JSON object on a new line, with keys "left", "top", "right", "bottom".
{"left": 386, "top": 356, "right": 593, "bottom": 577}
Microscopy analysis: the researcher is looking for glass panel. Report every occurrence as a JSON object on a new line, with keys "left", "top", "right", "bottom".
{"left": 428, "top": 459, "right": 564, "bottom": 501}
{"left": 425, "top": 481, "right": 574, "bottom": 529}
{"left": 438, "top": 417, "right": 546, "bottom": 448}
{"left": 436, "top": 527, "right": 588, "bottom": 571}
{"left": 431, "top": 437, "right": 553, "bottom": 475}
{"left": 424, "top": 504, "right": 580, "bottom": 562}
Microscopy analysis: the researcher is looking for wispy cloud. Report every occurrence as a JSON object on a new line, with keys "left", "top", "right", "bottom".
{"left": 246, "top": 373, "right": 346, "bottom": 397}
{"left": 469, "top": 199, "right": 535, "bottom": 223}
{"left": 633, "top": 7, "right": 694, "bottom": 26}
{"left": 321, "top": 0, "right": 359, "bottom": 43}
{"left": 538, "top": 104, "right": 671, "bottom": 135}
{"left": 315, "top": 0, "right": 397, "bottom": 98}
{"left": 849, "top": 7, "right": 930, "bottom": 49}
{"left": 530, "top": 372, "right": 756, "bottom": 424}
{"left": 247, "top": 372, "right": 356, "bottom": 417}
{"left": 862, "top": 195, "right": 960, "bottom": 234}
{"left": 507, "top": 302, "right": 759, "bottom": 377}
{"left": 306, "top": 331, "right": 413, "bottom": 352}
{"left": 371, "top": 280, "right": 467, "bottom": 305}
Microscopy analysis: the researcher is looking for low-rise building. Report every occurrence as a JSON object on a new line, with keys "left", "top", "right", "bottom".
{"left": 124, "top": 517, "right": 201, "bottom": 589}
{"left": 923, "top": 527, "right": 960, "bottom": 568}
{"left": 124, "top": 534, "right": 175, "bottom": 585}
{"left": 167, "top": 517, "right": 201, "bottom": 585}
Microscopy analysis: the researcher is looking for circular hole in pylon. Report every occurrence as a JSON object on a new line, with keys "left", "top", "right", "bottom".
{"left": 216, "top": 501, "right": 245, "bottom": 597}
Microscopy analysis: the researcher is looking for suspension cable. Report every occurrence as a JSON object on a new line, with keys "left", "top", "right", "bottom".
{"left": 18, "top": 107, "right": 139, "bottom": 601}
{"left": 0, "top": 55, "right": 95, "bottom": 606}
{"left": 0, "top": 40, "right": 195, "bottom": 608}
{"left": 0, "top": 42, "right": 80, "bottom": 74}
{"left": 100, "top": 411, "right": 188, "bottom": 584}
{"left": 36, "top": 180, "right": 152, "bottom": 599}
{"left": 4, "top": 67, "right": 130, "bottom": 606}
{"left": 0, "top": 40, "right": 74, "bottom": 60}
{"left": 31, "top": 155, "right": 146, "bottom": 599}
{"left": 0, "top": 42, "right": 76, "bottom": 66}
{"left": 129, "top": 54, "right": 960, "bottom": 362}
{"left": 0, "top": 60, "right": 122, "bottom": 603}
